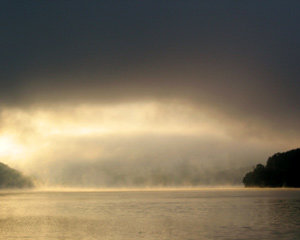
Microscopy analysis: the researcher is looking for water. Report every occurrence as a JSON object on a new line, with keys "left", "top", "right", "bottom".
{"left": 0, "top": 188, "right": 299, "bottom": 240}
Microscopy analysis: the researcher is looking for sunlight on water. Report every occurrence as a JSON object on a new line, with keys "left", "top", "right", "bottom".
{"left": 0, "top": 189, "right": 299, "bottom": 240}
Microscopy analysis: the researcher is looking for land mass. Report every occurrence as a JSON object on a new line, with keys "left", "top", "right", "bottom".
{"left": 243, "top": 148, "right": 300, "bottom": 187}
{"left": 0, "top": 162, "right": 33, "bottom": 189}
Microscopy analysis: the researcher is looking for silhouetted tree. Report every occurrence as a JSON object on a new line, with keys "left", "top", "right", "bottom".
{"left": 243, "top": 148, "right": 300, "bottom": 187}
{"left": 0, "top": 162, "right": 33, "bottom": 188}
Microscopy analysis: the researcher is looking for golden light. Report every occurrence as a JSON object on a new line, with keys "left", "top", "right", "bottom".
{"left": 0, "top": 100, "right": 233, "bottom": 166}
{"left": 1, "top": 101, "right": 228, "bottom": 138}
{"left": 0, "top": 134, "right": 25, "bottom": 159}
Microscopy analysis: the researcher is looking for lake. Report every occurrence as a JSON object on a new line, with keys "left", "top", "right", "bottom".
{"left": 0, "top": 188, "right": 299, "bottom": 240}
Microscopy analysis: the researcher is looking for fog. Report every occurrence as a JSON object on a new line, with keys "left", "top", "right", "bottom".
{"left": 0, "top": 1, "right": 299, "bottom": 187}
{"left": 0, "top": 102, "right": 295, "bottom": 187}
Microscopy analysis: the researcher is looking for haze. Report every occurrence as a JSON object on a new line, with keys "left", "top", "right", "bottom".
{"left": 1, "top": 1, "right": 299, "bottom": 187}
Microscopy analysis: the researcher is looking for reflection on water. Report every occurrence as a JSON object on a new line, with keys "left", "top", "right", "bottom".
{"left": 0, "top": 189, "right": 299, "bottom": 240}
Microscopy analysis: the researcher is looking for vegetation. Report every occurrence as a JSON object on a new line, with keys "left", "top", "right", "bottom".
{"left": 0, "top": 162, "right": 33, "bottom": 188}
{"left": 243, "top": 148, "right": 300, "bottom": 187}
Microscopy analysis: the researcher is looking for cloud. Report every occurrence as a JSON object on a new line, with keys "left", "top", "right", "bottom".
{"left": 0, "top": 101, "right": 297, "bottom": 186}
{"left": 0, "top": 1, "right": 299, "bottom": 186}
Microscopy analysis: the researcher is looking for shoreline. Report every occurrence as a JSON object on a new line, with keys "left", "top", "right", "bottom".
{"left": 1, "top": 186, "right": 300, "bottom": 193}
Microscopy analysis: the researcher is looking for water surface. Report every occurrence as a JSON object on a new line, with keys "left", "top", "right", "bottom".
{"left": 0, "top": 188, "right": 299, "bottom": 240}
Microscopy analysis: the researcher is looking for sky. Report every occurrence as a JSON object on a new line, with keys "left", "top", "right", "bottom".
{"left": 0, "top": 1, "right": 299, "bottom": 186}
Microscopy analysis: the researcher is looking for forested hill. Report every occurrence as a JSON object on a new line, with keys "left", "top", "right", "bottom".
{"left": 243, "top": 148, "right": 300, "bottom": 187}
{"left": 0, "top": 162, "right": 33, "bottom": 188}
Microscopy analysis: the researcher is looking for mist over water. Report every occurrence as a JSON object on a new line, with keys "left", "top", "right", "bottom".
{"left": 33, "top": 157, "right": 250, "bottom": 187}
{"left": 1, "top": 2, "right": 300, "bottom": 239}
{"left": 1, "top": 101, "right": 288, "bottom": 188}
{"left": 0, "top": 189, "right": 299, "bottom": 240}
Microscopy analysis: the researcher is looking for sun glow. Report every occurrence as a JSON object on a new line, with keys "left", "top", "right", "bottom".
{"left": 1, "top": 101, "right": 227, "bottom": 138}
{"left": 0, "top": 134, "right": 25, "bottom": 158}
{"left": 0, "top": 101, "right": 233, "bottom": 166}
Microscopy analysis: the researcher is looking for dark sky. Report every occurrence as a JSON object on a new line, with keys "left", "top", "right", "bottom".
{"left": 0, "top": 1, "right": 299, "bottom": 183}
{"left": 2, "top": 1, "right": 300, "bottom": 130}
{"left": 1, "top": 2, "right": 299, "bottom": 99}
